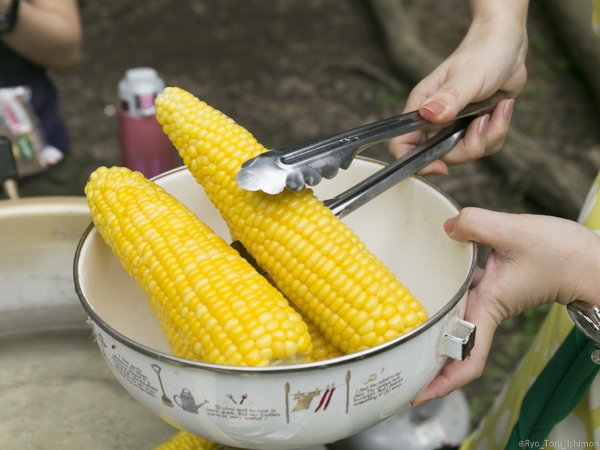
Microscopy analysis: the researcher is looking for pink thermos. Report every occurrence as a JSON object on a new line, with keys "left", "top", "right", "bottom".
{"left": 118, "top": 67, "right": 177, "bottom": 178}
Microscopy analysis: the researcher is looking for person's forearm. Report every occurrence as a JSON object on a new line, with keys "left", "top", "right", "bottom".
{"left": 469, "top": 0, "right": 530, "bottom": 29}
{"left": 460, "top": 0, "right": 529, "bottom": 93}
{"left": 1, "top": 0, "right": 81, "bottom": 72}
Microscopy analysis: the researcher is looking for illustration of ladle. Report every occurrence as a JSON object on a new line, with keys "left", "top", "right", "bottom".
{"left": 151, "top": 364, "right": 173, "bottom": 408}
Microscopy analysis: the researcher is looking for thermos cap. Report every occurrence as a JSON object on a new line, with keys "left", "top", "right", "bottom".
{"left": 118, "top": 67, "right": 165, "bottom": 117}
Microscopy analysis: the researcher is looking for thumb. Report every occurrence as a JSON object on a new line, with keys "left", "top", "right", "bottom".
{"left": 419, "top": 78, "right": 482, "bottom": 123}
{"left": 445, "top": 207, "right": 516, "bottom": 249}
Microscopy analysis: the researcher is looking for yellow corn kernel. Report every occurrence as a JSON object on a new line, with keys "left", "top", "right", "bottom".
{"left": 156, "top": 87, "right": 428, "bottom": 354}
{"left": 287, "top": 302, "right": 343, "bottom": 362}
{"left": 85, "top": 166, "right": 312, "bottom": 366}
{"left": 153, "top": 431, "right": 221, "bottom": 450}
{"left": 307, "top": 318, "right": 344, "bottom": 361}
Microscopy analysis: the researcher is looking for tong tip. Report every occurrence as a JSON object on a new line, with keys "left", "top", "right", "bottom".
{"left": 236, "top": 156, "right": 287, "bottom": 195}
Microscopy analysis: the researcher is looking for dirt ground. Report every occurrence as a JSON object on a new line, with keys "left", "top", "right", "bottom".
{"left": 18, "top": 0, "right": 600, "bottom": 433}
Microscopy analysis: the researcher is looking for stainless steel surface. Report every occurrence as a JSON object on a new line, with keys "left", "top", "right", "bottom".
{"left": 440, "top": 318, "right": 476, "bottom": 361}
{"left": 236, "top": 92, "right": 509, "bottom": 194}
{"left": 567, "top": 300, "right": 600, "bottom": 362}
{"left": 323, "top": 118, "right": 471, "bottom": 219}
{"left": 0, "top": 196, "right": 178, "bottom": 449}
{"left": 0, "top": 197, "right": 91, "bottom": 336}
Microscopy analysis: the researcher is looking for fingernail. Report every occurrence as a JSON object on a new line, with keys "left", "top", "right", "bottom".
{"left": 421, "top": 100, "right": 446, "bottom": 117}
{"left": 477, "top": 114, "right": 490, "bottom": 136}
{"left": 411, "top": 399, "right": 431, "bottom": 410}
{"left": 502, "top": 99, "right": 515, "bottom": 120}
{"left": 444, "top": 216, "right": 457, "bottom": 235}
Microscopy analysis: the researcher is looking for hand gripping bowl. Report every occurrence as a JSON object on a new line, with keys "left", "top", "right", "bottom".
{"left": 74, "top": 157, "right": 476, "bottom": 450}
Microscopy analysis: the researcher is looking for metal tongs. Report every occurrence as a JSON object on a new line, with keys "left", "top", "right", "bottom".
{"left": 237, "top": 92, "right": 509, "bottom": 218}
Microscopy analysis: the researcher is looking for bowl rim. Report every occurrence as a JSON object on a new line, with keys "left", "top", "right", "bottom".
{"left": 74, "top": 162, "right": 476, "bottom": 375}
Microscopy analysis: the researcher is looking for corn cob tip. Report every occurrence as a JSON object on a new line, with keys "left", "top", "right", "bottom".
{"left": 153, "top": 431, "right": 221, "bottom": 450}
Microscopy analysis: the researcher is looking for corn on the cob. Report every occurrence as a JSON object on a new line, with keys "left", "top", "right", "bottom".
{"left": 307, "top": 318, "right": 344, "bottom": 361}
{"left": 156, "top": 87, "right": 428, "bottom": 354}
{"left": 154, "top": 431, "right": 221, "bottom": 450}
{"left": 85, "top": 166, "right": 312, "bottom": 366}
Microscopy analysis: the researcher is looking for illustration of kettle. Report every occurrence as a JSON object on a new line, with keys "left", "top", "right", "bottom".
{"left": 173, "top": 388, "right": 207, "bottom": 414}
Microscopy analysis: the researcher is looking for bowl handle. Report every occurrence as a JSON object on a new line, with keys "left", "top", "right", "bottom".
{"left": 440, "top": 319, "right": 476, "bottom": 361}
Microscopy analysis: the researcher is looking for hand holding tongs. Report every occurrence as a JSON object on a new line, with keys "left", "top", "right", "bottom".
{"left": 236, "top": 92, "right": 509, "bottom": 216}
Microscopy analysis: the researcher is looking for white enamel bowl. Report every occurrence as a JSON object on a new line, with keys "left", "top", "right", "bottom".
{"left": 74, "top": 158, "right": 476, "bottom": 450}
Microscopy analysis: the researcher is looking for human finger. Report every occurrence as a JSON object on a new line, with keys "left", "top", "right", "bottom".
{"left": 436, "top": 114, "right": 490, "bottom": 168}
{"left": 388, "top": 131, "right": 450, "bottom": 175}
{"left": 418, "top": 72, "right": 484, "bottom": 124}
{"left": 469, "top": 266, "right": 485, "bottom": 289}
{"left": 388, "top": 129, "right": 422, "bottom": 160}
{"left": 388, "top": 80, "right": 440, "bottom": 160}
{"left": 391, "top": 98, "right": 513, "bottom": 173}
{"left": 484, "top": 98, "right": 515, "bottom": 156}
{"left": 438, "top": 97, "right": 515, "bottom": 166}
{"left": 411, "top": 295, "right": 499, "bottom": 407}
{"left": 444, "top": 207, "right": 522, "bottom": 250}
{"left": 391, "top": 98, "right": 514, "bottom": 175}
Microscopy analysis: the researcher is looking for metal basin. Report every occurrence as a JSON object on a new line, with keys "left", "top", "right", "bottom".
{"left": 75, "top": 158, "right": 476, "bottom": 449}
{"left": 0, "top": 196, "right": 178, "bottom": 449}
